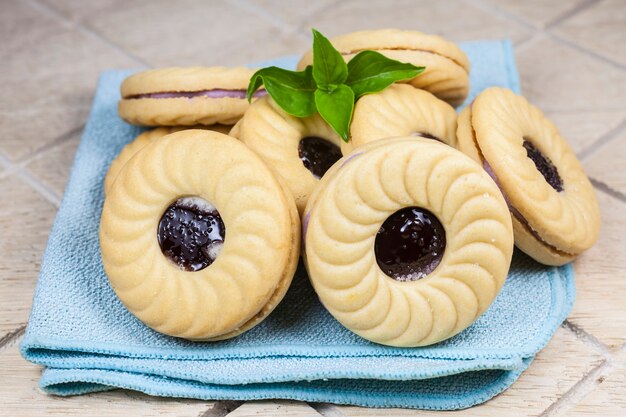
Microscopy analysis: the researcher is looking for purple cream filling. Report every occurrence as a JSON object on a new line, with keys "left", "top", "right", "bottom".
{"left": 127, "top": 89, "right": 267, "bottom": 100}
{"left": 483, "top": 159, "right": 561, "bottom": 251}
{"left": 302, "top": 211, "right": 311, "bottom": 249}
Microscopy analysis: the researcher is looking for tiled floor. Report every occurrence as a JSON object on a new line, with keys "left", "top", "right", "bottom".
{"left": 1, "top": 0, "right": 625, "bottom": 416}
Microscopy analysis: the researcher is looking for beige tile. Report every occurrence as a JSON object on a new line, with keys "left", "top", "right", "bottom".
{"left": 554, "top": 0, "right": 626, "bottom": 67}
{"left": 517, "top": 36, "right": 626, "bottom": 112}
{"left": 568, "top": 367, "right": 626, "bottom": 416}
{"left": 0, "top": 176, "right": 56, "bottom": 338}
{"left": 0, "top": 338, "right": 213, "bottom": 417}
{"left": 247, "top": 0, "right": 337, "bottom": 26}
{"left": 39, "top": 0, "right": 126, "bottom": 23}
{"left": 584, "top": 133, "right": 626, "bottom": 194}
{"left": 571, "top": 190, "right": 626, "bottom": 349}
{"left": 82, "top": 0, "right": 308, "bottom": 67}
{"left": 482, "top": 0, "right": 588, "bottom": 28}
{"left": 545, "top": 110, "right": 625, "bottom": 154}
{"left": 0, "top": 1, "right": 137, "bottom": 162}
{"left": 339, "top": 328, "right": 602, "bottom": 417}
{"left": 227, "top": 401, "right": 321, "bottom": 416}
{"left": 25, "top": 133, "right": 81, "bottom": 200}
{"left": 303, "top": 0, "right": 532, "bottom": 44}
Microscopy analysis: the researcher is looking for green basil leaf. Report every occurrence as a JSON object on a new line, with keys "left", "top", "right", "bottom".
{"left": 247, "top": 66, "right": 317, "bottom": 117}
{"left": 312, "top": 28, "right": 348, "bottom": 90}
{"left": 346, "top": 50, "right": 425, "bottom": 99}
{"left": 314, "top": 85, "right": 354, "bottom": 142}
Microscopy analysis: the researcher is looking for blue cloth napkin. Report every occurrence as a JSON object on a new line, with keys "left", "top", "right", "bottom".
{"left": 21, "top": 40, "right": 574, "bottom": 410}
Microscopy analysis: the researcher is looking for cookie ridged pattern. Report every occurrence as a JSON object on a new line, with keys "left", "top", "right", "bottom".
{"left": 104, "top": 125, "right": 231, "bottom": 196}
{"left": 100, "top": 130, "right": 299, "bottom": 340}
{"left": 472, "top": 87, "right": 600, "bottom": 256}
{"left": 350, "top": 84, "right": 458, "bottom": 148}
{"left": 304, "top": 138, "right": 513, "bottom": 347}
{"left": 232, "top": 96, "right": 349, "bottom": 216}
{"left": 104, "top": 127, "right": 178, "bottom": 196}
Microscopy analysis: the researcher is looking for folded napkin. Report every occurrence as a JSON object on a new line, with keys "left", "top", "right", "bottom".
{"left": 21, "top": 40, "right": 574, "bottom": 410}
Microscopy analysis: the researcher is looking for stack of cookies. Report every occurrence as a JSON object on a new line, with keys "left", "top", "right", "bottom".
{"left": 101, "top": 29, "right": 600, "bottom": 347}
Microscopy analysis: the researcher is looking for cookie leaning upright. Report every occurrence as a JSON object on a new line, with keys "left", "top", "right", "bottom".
{"left": 349, "top": 84, "right": 458, "bottom": 150}
{"left": 297, "top": 29, "right": 470, "bottom": 107}
{"left": 118, "top": 67, "right": 262, "bottom": 126}
{"left": 230, "top": 96, "right": 351, "bottom": 216}
{"left": 100, "top": 130, "right": 300, "bottom": 340}
{"left": 457, "top": 87, "right": 600, "bottom": 265}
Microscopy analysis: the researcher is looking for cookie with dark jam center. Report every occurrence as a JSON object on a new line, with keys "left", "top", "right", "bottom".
{"left": 157, "top": 197, "right": 225, "bottom": 272}
{"left": 298, "top": 136, "right": 342, "bottom": 179}
{"left": 375, "top": 207, "right": 446, "bottom": 281}
{"left": 523, "top": 139, "right": 563, "bottom": 192}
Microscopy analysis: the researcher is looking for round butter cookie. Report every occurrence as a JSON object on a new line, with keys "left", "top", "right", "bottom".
{"left": 230, "top": 96, "right": 351, "bottom": 216}
{"left": 100, "top": 130, "right": 300, "bottom": 340}
{"left": 103, "top": 125, "right": 231, "bottom": 196}
{"left": 303, "top": 137, "right": 514, "bottom": 347}
{"left": 118, "top": 67, "right": 265, "bottom": 126}
{"left": 456, "top": 87, "right": 600, "bottom": 266}
{"left": 297, "top": 29, "right": 470, "bottom": 107}
{"left": 350, "top": 84, "right": 457, "bottom": 148}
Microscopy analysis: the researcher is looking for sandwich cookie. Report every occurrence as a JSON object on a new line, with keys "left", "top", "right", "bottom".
{"left": 100, "top": 130, "right": 300, "bottom": 340}
{"left": 103, "top": 125, "right": 230, "bottom": 196}
{"left": 230, "top": 96, "right": 351, "bottom": 216}
{"left": 118, "top": 67, "right": 265, "bottom": 126}
{"left": 297, "top": 29, "right": 470, "bottom": 107}
{"left": 349, "top": 84, "right": 457, "bottom": 149}
{"left": 456, "top": 87, "right": 600, "bottom": 265}
{"left": 303, "top": 137, "right": 514, "bottom": 347}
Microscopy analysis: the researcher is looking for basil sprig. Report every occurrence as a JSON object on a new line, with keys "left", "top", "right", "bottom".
{"left": 247, "top": 29, "right": 424, "bottom": 142}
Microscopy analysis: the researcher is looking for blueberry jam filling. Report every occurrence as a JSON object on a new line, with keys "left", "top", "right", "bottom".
{"left": 412, "top": 132, "right": 442, "bottom": 142}
{"left": 127, "top": 89, "right": 267, "bottom": 100}
{"left": 157, "top": 197, "right": 225, "bottom": 272}
{"left": 298, "top": 136, "right": 342, "bottom": 179}
{"left": 523, "top": 139, "right": 563, "bottom": 192}
{"left": 374, "top": 207, "right": 446, "bottom": 282}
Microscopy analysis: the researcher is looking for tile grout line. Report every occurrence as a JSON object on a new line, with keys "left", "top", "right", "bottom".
{"left": 578, "top": 118, "right": 626, "bottom": 161}
{"left": 227, "top": 0, "right": 308, "bottom": 42}
{"left": 546, "top": 31, "right": 626, "bottom": 72}
{"left": 562, "top": 321, "right": 613, "bottom": 359}
{"left": 590, "top": 178, "right": 626, "bottom": 204}
{"left": 26, "top": 0, "right": 153, "bottom": 68}
{"left": 16, "top": 168, "right": 62, "bottom": 207}
{"left": 309, "top": 402, "right": 347, "bottom": 417}
{"left": 466, "top": 0, "right": 536, "bottom": 31}
{"left": 16, "top": 124, "right": 85, "bottom": 166}
{"left": 0, "top": 124, "right": 83, "bottom": 207}
{"left": 198, "top": 400, "right": 244, "bottom": 417}
{"left": 0, "top": 325, "right": 27, "bottom": 351}
{"left": 471, "top": 0, "right": 626, "bottom": 71}
{"left": 544, "top": 0, "right": 600, "bottom": 30}
{"left": 539, "top": 359, "right": 616, "bottom": 417}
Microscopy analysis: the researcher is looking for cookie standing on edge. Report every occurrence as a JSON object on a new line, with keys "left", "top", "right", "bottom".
{"left": 349, "top": 84, "right": 458, "bottom": 150}
{"left": 230, "top": 96, "right": 351, "bottom": 216}
{"left": 118, "top": 67, "right": 265, "bottom": 126}
{"left": 297, "top": 29, "right": 470, "bottom": 107}
{"left": 100, "top": 130, "right": 300, "bottom": 340}
{"left": 456, "top": 87, "right": 600, "bottom": 265}
{"left": 303, "top": 137, "right": 514, "bottom": 347}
